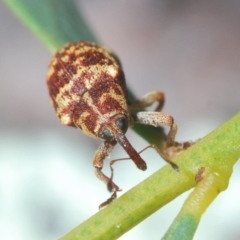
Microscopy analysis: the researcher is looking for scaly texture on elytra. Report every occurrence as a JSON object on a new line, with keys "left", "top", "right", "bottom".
{"left": 47, "top": 41, "right": 185, "bottom": 209}
{"left": 47, "top": 42, "right": 129, "bottom": 138}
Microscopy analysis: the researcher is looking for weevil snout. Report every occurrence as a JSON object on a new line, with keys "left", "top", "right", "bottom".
{"left": 115, "top": 133, "right": 147, "bottom": 171}
{"left": 98, "top": 114, "right": 147, "bottom": 171}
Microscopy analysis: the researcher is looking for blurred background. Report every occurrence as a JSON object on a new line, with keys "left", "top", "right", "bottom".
{"left": 0, "top": 0, "right": 240, "bottom": 239}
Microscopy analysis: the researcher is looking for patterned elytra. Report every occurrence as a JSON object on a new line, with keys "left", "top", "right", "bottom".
{"left": 47, "top": 41, "right": 129, "bottom": 139}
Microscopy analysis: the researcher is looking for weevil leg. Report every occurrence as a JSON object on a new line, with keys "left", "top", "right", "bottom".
{"left": 93, "top": 140, "right": 120, "bottom": 192}
{"left": 98, "top": 191, "right": 117, "bottom": 210}
{"left": 130, "top": 91, "right": 165, "bottom": 112}
{"left": 129, "top": 91, "right": 177, "bottom": 146}
{"left": 93, "top": 140, "right": 122, "bottom": 209}
{"left": 134, "top": 111, "right": 177, "bottom": 146}
{"left": 133, "top": 111, "right": 179, "bottom": 168}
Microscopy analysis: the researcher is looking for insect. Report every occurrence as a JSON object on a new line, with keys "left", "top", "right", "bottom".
{"left": 47, "top": 41, "right": 178, "bottom": 208}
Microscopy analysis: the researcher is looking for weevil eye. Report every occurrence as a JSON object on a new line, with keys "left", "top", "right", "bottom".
{"left": 116, "top": 117, "right": 128, "bottom": 134}
{"left": 99, "top": 129, "right": 114, "bottom": 141}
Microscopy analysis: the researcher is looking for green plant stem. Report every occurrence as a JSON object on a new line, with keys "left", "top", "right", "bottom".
{"left": 162, "top": 172, "right": 225, "bottom": 240}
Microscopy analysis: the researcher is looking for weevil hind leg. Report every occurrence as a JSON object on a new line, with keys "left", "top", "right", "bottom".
{"left": 130, "top": 91, "right": 165, "bottom": 112}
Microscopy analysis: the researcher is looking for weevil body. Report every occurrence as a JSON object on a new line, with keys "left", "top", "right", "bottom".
{"left": 47, "top": 41, "right": 178, "bottom": 207}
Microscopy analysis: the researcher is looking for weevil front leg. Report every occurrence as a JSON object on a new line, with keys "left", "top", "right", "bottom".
{"left": 133, "top": 111, "right": 178, "bottom": 170}
{"left": 93, "top": 140, "right": 120, "bottom": 192}
{"left": 134, "top": 111, "right": 177, "bottom": 146}
{"left": 93, "top": 140, "right": 122, "bottom": 208}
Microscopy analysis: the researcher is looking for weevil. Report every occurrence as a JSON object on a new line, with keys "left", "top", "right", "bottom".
{"left": 47, "top": 41, "right": 179, "bottom": 208}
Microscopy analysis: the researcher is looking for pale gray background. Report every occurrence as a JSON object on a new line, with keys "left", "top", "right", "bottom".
{"left": 0, "top": 0, "right": 240, "bottom": 239}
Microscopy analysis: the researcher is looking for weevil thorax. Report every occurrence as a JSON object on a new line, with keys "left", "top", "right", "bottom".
{"left": 47, "top": 41, "right": 130, "bottom": 140}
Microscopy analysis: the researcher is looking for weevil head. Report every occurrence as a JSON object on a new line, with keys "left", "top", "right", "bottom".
{"left": 98, "top": 112, "right": 147, "bottom": 171}
{"left": 98, "top": 113, "right": 129, "bottom": 142}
